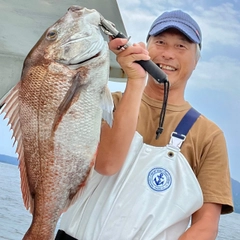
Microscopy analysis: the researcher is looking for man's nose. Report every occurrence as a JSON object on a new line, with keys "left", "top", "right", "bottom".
{"left": 161, "top": 47, "right": 175, "bottom": 60}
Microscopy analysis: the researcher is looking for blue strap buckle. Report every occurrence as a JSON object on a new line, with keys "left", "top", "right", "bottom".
{"left": 168, "top": 108, "right": 201, "bottom": 149}
{"left": 169, "top": 132, "right": 186, "bottom": 149}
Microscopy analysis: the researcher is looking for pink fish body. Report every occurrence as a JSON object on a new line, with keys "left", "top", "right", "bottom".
{"left": 0, "top": 6, "right": 113, "bottom": 239}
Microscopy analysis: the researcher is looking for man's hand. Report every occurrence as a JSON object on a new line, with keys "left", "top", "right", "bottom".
{"left": 108, "top": 38, "right": 150, "bottom": 81}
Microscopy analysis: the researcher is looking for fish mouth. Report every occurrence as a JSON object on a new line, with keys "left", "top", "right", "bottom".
{"left": 64, "top": 39, "right": 106, "bottom": 70}
{"left": 69, "top": 52, "right": 100, "bottom": 67}
{"left": 65, "top": 51, "right": 101, "bottom": 70}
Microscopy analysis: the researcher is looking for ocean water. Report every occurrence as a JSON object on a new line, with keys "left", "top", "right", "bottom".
{"left": 0, "top": 162, "right": 239, "bottom": 240}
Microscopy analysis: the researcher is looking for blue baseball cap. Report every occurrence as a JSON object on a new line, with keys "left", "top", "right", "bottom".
{"left": 147, "top": 10, "right": 202, "bottom": 49}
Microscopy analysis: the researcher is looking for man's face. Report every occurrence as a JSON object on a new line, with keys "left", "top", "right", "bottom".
{"left": 147, "top": 28, "right": 199, "bottom": 88}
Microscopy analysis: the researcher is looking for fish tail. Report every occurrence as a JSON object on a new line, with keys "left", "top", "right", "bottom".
{"left": 23, "top": 226, "right": 55, "bottom": 240}
{"left": 23, "top": 215, "right": 56, "bottom": 240}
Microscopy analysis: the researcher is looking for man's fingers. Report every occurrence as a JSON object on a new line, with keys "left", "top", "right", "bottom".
{"left": 108, "top": 38, "right": 129, "bottom": 54}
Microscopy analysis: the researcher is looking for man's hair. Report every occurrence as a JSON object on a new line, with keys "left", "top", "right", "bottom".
{"left": 196, "top": 43, "right": 201, "bottom": 61}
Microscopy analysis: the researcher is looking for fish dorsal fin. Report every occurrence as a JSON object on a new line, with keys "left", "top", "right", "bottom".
{"left": 0, "top": 84, "right": 34, "bottom": 213}
{"left": 101, "top": 86, "right": 114, "bottom": 127}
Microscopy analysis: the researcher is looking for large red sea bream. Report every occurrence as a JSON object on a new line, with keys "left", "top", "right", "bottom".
{"left": 0, "top": 6, "right": 113, "bottom": 239}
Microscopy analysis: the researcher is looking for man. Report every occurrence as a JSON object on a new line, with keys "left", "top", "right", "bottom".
{"left": 56, "top": 10, "right": 233, "bottom": 240}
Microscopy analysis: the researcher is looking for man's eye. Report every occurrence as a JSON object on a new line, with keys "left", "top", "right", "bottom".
{"left": 177, "top": 44, "right": 187, "bottom": 49}
{"left": 156, "top": 40, "right": 164, "bottom": 45}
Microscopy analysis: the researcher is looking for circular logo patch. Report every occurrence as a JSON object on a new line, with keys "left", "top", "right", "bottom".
{"left": 147, "top": 168, "right": 172, "bottom": 192}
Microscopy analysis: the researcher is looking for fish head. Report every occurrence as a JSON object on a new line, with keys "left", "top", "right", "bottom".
{"left": 26, "top": 6, "right": 108, "bottom": 70}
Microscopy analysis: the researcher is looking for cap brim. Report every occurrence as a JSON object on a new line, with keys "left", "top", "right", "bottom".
{"left": 148, "top": 21, "right": 201, "bottom": 45}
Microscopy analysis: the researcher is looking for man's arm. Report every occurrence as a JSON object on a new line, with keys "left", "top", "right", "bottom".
{"left": 95, "top": 38, "right": 149, "bottom": 175}
{"left": 179, "top": 203, "right": 222, "bottom": 240}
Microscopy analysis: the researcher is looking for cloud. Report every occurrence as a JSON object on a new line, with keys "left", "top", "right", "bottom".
{"left": 189, "top": 56, "right": 240, "bottom": 94}
{"left": 117, "top": 1, "right": 240, "bottom": 48}
{"left": 116, "top": 5, "right": 155, "bottom": 43}
{"left": 192, "top": 3, "right": 240, "bottom": 49}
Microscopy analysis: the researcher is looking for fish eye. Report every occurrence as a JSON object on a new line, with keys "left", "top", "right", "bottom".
{"left": 46, "top": 30, "right": 58, "bottom": 40}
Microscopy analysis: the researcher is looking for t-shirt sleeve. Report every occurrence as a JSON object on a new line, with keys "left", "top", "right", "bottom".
{"left": 197, "top": 129, "right": 233, "bottom": 214}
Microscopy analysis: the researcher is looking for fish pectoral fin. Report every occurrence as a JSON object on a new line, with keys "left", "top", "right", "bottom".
{"left": 52, "top": 72, "right": 86, "bottom": 133}
{"left": 101, "top": 86, "right": 114, "bottom": 127}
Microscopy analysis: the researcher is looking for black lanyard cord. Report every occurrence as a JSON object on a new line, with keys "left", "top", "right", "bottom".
{"left": 155, "top": 81, "right": 170, "bottom": 139}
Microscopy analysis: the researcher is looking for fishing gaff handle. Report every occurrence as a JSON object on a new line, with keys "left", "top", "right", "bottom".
{"left": 115, "top": 32, "right": 168, "bottom": 84}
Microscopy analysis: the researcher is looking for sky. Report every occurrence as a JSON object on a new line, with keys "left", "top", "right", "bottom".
{"left": 0, "top": 0, "right": 240, "bottom": 182}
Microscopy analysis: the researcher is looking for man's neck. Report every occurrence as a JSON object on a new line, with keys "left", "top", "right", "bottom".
{"left": 144, "top": 79, "right": 186, "bottom": 105}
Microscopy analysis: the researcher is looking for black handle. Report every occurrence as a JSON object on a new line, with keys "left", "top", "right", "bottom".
{"left": 136, "top": 60, "right": 167, "bottom": 83}
{"left": 115, "top": 32, "right": 168, "bottom": 83}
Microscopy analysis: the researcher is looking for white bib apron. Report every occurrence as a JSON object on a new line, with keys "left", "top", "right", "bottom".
{"left": 59, "top": 131, "right": 203, "bottom": 240}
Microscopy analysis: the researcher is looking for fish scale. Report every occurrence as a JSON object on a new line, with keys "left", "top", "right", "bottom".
{"left": 0, "top": 6, "right": 113, "bottom": 239}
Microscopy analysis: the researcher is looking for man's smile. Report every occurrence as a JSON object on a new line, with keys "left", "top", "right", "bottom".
{"left": 157, "top": 63, "right": 177, "bottom": 71}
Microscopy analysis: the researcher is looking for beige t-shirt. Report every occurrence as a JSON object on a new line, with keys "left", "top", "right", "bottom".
{"left": 112, "top": 91, "right": 233, "bottom": 214}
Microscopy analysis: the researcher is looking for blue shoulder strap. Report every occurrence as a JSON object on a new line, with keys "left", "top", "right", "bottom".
{"left": 169, "top": 107, "right": 201, "bottom": 148}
